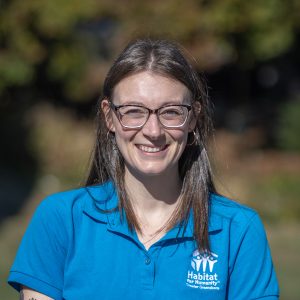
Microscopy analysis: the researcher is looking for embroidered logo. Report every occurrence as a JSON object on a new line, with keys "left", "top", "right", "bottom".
{"left": 186, "top": 250, "right": 221, "bottom": 290}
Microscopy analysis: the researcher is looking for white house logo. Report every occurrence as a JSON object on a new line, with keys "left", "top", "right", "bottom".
{"left": 186, "top": 250, "right": 221, "bottom": 290}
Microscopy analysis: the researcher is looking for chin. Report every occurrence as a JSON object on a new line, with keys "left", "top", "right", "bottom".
{"left": 140, "top": 170, "right": 166, "bottom": 177}
{"left": 133, "top": 168, "right": 164, "bottom": 176}
{"left": 132, "top": 163, "right": 176, "bottom": 178}
{"left": 125, "top": 158, "right": 179, "bottom": 179}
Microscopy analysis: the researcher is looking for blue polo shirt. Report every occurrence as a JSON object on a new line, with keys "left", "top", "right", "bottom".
{"left": 8, "top": 182, "right": 279, "bottom": 299}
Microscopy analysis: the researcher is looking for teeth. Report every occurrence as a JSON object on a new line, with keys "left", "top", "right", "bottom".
{"left": 139, "top": 145, "right": 165, "bottom": 153}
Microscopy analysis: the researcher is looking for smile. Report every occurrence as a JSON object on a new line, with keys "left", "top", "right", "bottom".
{"left": 137, "top": 145, "right": 167, "bottom": 153}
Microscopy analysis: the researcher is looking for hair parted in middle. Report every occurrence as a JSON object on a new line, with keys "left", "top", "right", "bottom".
{"left": 86, "top": 38, "right": 216, "bottom": 252}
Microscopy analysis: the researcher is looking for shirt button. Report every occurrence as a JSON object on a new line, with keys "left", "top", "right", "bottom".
{"left": 145, "top": 257, "right": 151, "bottom": 265}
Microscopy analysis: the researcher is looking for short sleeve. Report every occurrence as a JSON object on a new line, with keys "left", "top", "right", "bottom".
{"left": 228, "top": 213, "right": 279, "bottom": 299}
{"left": 7, "top": 196, "right": 68, "bottom": 299}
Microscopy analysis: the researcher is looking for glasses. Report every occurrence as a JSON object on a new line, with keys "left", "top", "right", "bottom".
{"left": 109, "top": 102, "right": 192, "bottom": 129}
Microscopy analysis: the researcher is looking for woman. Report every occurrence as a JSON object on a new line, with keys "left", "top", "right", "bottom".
{"left": 8, "top": 39, "right": 279, "bottom": 299}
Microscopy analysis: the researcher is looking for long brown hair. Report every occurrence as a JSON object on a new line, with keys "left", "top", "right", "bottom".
{"left": 85, "top": 39, "right": 216, "bottom": 251}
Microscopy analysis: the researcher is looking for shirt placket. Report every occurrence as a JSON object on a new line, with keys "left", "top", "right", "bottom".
{"left": 140, "top": 246, "right": 160, "bottom": 290}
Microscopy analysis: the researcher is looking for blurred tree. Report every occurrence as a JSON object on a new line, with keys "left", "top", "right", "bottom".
{"left": 1, "top": 0, "right": 300, "bottom": 103}
{"left": 0, "top": 0, "right": 300, "bottom": 220}
{"left": 277, "top": 98, "right": 300, "bottom": 151}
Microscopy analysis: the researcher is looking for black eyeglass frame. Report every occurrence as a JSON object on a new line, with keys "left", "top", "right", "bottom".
{"left": 109, "top": 101, "right": 192, "bottom": 129}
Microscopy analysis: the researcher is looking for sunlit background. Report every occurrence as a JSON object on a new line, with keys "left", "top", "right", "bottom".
{"left": 1, "top": 1, "right": 300, "bottom": 299}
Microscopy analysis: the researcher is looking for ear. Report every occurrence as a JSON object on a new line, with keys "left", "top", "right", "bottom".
{"left": 101, "top": 99, "right": 115, "bottom": 132}
{"left": 188, "top": 101, "right": 201, "bottom": 132}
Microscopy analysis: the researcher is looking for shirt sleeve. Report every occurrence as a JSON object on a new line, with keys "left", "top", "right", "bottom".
{"left": 7, "top": 196, "right": 68, "bottom": 300}
{"left": 228, "top": 212, "right": 279, "bottom": 299}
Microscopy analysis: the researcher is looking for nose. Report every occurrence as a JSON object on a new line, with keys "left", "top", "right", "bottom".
{"left": 141, "top": 113, "right": 164, "bottom": 139}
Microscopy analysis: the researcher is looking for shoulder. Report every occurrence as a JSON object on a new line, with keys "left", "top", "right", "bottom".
{"left": 38, "top": 186, "right": 86, "bottom": 209}
{"left": 208, "top": 195, "right": 279, "bottom": 298}
{"left": 35, "top": 181, "right": 117, "bottom": 221}
{"left": 209, "top": 193, "right": 265, "bottom": 240}
{"left": 35, "top": 186, "right": 88, "bottom": 221}
{"left": 210, "top": 193, "right": 257, "bottom": 222}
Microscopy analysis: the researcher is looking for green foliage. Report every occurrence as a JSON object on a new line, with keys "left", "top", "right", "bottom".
{"left": 0, "top": 54, "right": 34, "bottom": 90}
{"left": 249, "top": 174, "right": 300, "bottom": 222}
{"left": 0, "top": 0, "right": 300, "bottom": 101}
{"left": 277, "top": 99, "right": 300, "bottom": 151}
{"left": 0, "top": 0, "right": 107, "bottom": 100}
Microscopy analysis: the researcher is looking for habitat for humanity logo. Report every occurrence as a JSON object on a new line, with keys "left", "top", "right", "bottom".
{"left": 186, "top": 249, "right": 221, "bottom": 290}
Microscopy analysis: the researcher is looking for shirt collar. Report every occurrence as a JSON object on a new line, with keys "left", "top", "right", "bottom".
{"left": 83, "top": 182, "right": 223, "bottom": 238}
{"left": 83, "top": 181, "right": 118, "bottom": 223}
{"left": 177, "top": 200, "right": 223, "bottom": 238}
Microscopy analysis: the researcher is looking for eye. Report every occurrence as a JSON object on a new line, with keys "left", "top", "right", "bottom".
{"left": 119, "top": 106, "right": 147, "bottom": 118}
{"left": 160, "top": 107, "right": 184, "bottom": 118}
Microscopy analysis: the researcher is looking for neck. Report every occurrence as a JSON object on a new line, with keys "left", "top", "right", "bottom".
{"left": 124, "top": 168, "right": 182, "bottom": 250}
{"left": 124, "top": 168, "right": 182, "bottom": 212}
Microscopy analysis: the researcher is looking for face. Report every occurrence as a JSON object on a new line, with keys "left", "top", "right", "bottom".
{"left": 102, "top": 71, "right": 197, "bottom": 179}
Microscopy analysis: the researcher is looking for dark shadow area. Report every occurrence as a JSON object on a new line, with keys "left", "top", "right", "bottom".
{"left": 0, "top": 88, "right": 38, "bottom": 224}
{"left": 208, "top": 35, "right": 300, "bottom": 147}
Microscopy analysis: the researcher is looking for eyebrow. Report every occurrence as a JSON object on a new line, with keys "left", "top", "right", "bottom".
{"left": 119, "top": 99, "right": 191, "bottom": 106}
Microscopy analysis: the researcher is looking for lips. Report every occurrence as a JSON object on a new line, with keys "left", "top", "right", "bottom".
{"left": 137, "top": 144, "right": 168, "bottom": 153}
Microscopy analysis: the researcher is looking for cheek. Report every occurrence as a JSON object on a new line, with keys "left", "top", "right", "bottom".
{"left": 114, "top": 126, "right": 136, "bottom": 150}
{"left": 108, "top": 114, "right": 119, "bottom": 132}
{"left": 170, "top": 129, "right": 189, "bottom": 145}
{"left": 179, "top": 134, "right": 189, "bottom": 155}
{"left": 167, "top": 131, "right": 189, "bottom": 160}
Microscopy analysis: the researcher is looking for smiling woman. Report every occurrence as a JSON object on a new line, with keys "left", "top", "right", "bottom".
{"left": 101, "top": 72, "right": 194, "bottom": 179}
{"left": 8, "top": 39, "right": 279, "bottom": 299}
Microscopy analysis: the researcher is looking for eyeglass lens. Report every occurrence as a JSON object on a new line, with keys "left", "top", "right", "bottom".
{"left": 117, "top": 105, "right": 189, "bottom": 128}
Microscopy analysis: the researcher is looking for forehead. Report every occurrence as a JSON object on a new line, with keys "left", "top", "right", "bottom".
{"left": 112, "top": 71, "right": 191, "bottom": 106}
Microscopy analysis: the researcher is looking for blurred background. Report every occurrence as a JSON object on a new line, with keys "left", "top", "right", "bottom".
{"left": 1, "top": 0, "right": 300, "bottom": 298}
